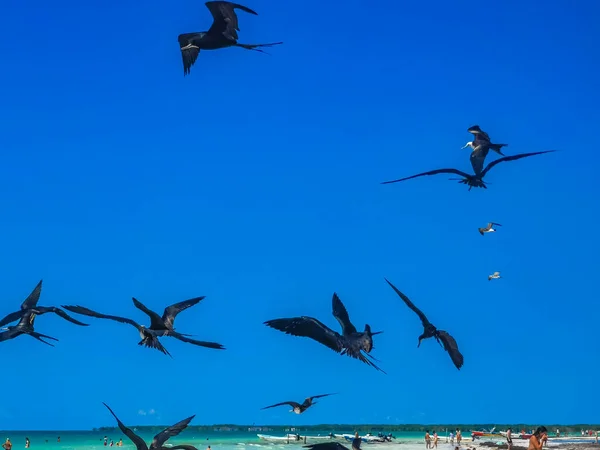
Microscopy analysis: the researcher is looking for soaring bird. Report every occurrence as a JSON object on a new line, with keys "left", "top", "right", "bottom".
{"left": 102, "top": 403, "right": 197, "bottom": 450}
{"left": 0, "top": 280, "right": 89, "bottom": 328}
{"left": 131, "top": 296, "right": 225, "bottom": 349}
{"left": 462, "top": 125, "right": 507, "bottom": 155}
{"left": 261, "top": 393, "right": 337, "bottom": 414}
{"left": 264, "top": 293, "right": 384, "bottom": 372}
{"left": 0, "top": 312, "right": 59, "bottom": 346}
{"left": 384, "top": 278, "right": 463, "bottom": 370}
{"left": 488, "top": 272, "right": 501, "bottom": 281}
{"left": 178, "top": 1, "right": 283, "bottom": 75}
{"left": 381, "top": 150, "right": 555, "bottom": 190}
{"left": 478, "top": 222, "right": 502, "bottom": 235}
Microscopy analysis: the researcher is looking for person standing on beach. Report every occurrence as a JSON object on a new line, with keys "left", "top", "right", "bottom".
{"left": 456, "top": 430, "right": 462, "bottom": 446}
{"left": 433, "top": 431, "right": 438, "bottom": 448}
{"left": 449, "top": 432, "right": 454, "bottom": 445}
{"left": 2, "top": 439, "right": 12, "bottom": 450}
{"left": 104, "top": 437, "right": 108, "bottom": 447}
{"left": 506, "top": 428, "right": 513, "bottom": 450}
{"left": 352, "top": 432, "right": 361, "bottom": 450}
{"left": 425, "top": 431, "right": 431, "bottom": 449}
{"left": 25, "top": 439, "right": 30, "bottom": 449}
{"left": 528, "top": 427, "right": 547, "bottom": 450}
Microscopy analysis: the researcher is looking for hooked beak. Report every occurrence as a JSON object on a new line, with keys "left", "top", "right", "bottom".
{"left": 371, "top": 331, "right": 383, "bottom": 336}
{"left": 461, "top": 143, "right": 470, "bottom": 149}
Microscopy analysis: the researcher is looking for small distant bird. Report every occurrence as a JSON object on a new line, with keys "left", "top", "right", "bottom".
{"left": 478, "top": 222, "right": 502, "bottom": 235}
{"left": 0, "top": 312, "right": 58, "bottom": 346}
{"left": 178, "top": 1, "right": 283, "bottom": 75}
{"left": 381, "top": 151, "right": 555, "bottom": 191}
{"left": 384, "top": 278, "right": 463, "bottom": 370}
{"left": 304, "top": 444, "right": 351, "bottom": 450}
{"left": 261, "top": 393, "right": 337, "bottom": 414}
{"left": 488, "top": 272, "right": 501, "bottom": 281}
{"left": 0, "top": 280, "right": 89, "bottom": 328}
{"left": 264, "top": 293, "right": 384, "bottom": 372}
{"left": 102, "top": 403, "right": 197, "bottom": 450}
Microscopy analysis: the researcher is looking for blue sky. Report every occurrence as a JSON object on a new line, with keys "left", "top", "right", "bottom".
{"left": 1, "top": 0, "right": 599, "bottom": 431}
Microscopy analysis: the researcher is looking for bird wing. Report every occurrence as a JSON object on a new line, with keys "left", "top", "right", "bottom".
{"left": 132, "top": 298, "right": 165, "bottom": 330}
{"left": 0, "top": 327, "right": 22, "bottom": 343}
{"left": 34, "top": 307, "right": 89, "bottom": 326}
{"left": 381, "top": 168, "right": 471, "bottom": 185}
{"left": 436, "top": 330, "right": 464, "bottom": 370}
{"left": 178, "top": 34, "right": 201, "bottom": 76}
{"left": 469, "top": 147, "right": 489, "bottom": 175}
{"left": 306, "top": 393, "right": 337, "bottom": 403}
{"left": 169, "top": 332, "right": 225, "bottom": 350}
{"left": 61, "top": 305, "right": 141, "bottom": 330}
{"left": 331, "top": 293, "right": 357, "bottom": 335}
{"left": 304, "top": 444, "right": 350, "bottom": 450}
{"left": 103, "top": 403, "right": 149, "bottom": 450}
{"left": 0, "top": 310, "right": 28, "bottom": 328}
{"left": 205, "top": 1, "right": 258, "bottom": 40}
{"left": 150, "top": 415, "right": 195, "bottom": 449}
{"left": 162, "top": 296, "right": 204, "bottom": 329}
{"left": 480, "top": 150, "right": 556, "bottom": 178}
{"left": 261, "top": 401, "right": 301, "bottom": 410}
{"left": 384, "top": 278, "right": 431, "bottom": 328}
{"left": 490, "top": 222, "right": 502, "bottom": 227}
{"left": 264, "top": 316, "right": 344, "bottom": 353}
{"left": 21, "top": 280, "right": 43, "bottom": 309}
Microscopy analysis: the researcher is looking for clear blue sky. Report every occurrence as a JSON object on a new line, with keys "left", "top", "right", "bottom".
{"left": 1, "top": 0, "right": 599, "bottom": 431}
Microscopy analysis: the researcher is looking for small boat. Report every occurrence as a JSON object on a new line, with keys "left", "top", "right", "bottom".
{"left": 342, "top": 433, "right": 387, "bottom": 443}
{"left": 257, "top": 434, "right": 334, "bottom": 444}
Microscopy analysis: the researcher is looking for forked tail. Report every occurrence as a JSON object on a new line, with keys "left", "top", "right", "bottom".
{"left": 236, "top": 42, "right": 283, "bottom": 54}
{"left": 28, "top": 331, "right": 59, "bottom": 347}
{"left": 490, "top": 143, "right": 507, "bottom": 155}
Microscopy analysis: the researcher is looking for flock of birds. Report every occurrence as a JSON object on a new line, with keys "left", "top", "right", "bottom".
{"left": 2, "top": 1, "right": 558, "bottom": 445}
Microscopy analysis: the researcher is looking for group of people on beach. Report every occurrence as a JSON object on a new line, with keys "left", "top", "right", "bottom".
{"left": 424, "top": 429, "right": 463, "bottom": 448}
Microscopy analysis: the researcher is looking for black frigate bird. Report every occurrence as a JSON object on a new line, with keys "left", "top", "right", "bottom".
{"left": 304, "top": 444, "right": 352, "bottom": 450}
{"left": 462, "top": 125, "right": 508, "bottom": 175}
{"left": 261, "top": 393, "right": 337, "bottom": 414}
{"left": 61, "top": 305, "right": 173, "bottom": 357}
{"left": 264, "top": 293, "right": 385, "bottom": 373}
{"left": 102, "top": 403, "right": 197, "bottom": 450}
{"left": 178, "top": 1, "right": 283, "bottom": 75}
{"left": 381, "top": 150, "right": 555, "bottom": 190}
{"left": 131, "top": 296, "right": 225, "bottom": 349}
{"left": 384, "top": 278, "right": 464, "bottom": 370}
{"left": 0, "top": 280, "right": 89, "bottom": 328}
{"left": 0, "top": 312, "right": 59, "bottom": 346}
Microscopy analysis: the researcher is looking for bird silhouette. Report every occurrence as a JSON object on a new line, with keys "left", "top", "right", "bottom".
{"left": 261, "top": 393, "right": 337, "bottom": 414}
{"left": 381, "top": 151, "right": 555, "bottom": 190}
{"left": 131, "top": 296, "right": 203, "bottom": 336}
{"left": 0, "top": 312, "right": 59, "bottom": 346}
{"left": 264, "top": 293, "right": 385, "bottom": 372}
{"left": 478, "top": 222, "right": 502, "bottom": 235}
{"left": 462, "top": 125, "right": 507, "bottom": 174}
{"left": 178, "top": 1, "right": 283, "bottom": 75}
{"left": 384, "top": 278, "right": 463, "bottom": 370}
{"left": 102, "top": 402, "right": 197, "bottom": 450}
{"left": 0, "top": 280, "right": 89, "bottom": 328}
{"left": 488, "top": 271, "right": 501, "bottom": 281}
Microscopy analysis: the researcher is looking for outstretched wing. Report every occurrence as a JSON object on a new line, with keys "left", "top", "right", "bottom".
{"left": 205, "top": 1, "right": 258, "bottom": 40}
{"left": 304, "top": 443, "right": 350, "bottom": 450}
{"left": 261, "top": 400, "right": 301, "bottom": 410}
{"left": 0, "top": 310, "right": 28, "bottom": 328}
{"left": 150, "top": 415, "right": 195, "bottom": 449}
{"left": 162, "top": 296, "right": 204, "bottom": 329}
{"left": 35, "top": 306, "right": 89, "bottom": 326}
{"left": 170, "top": 332, "right": 225, "bottom": 350}
{"left": 481, "top": 150, "right": 556, "bottom": 178}
{"left": 437, "top": 330, "right": 464, "bottom": 370}
{"left": 490, "top": 222, "right": 502, "bottom": 227}
{"left": 21, "top": 280, "right": 43, "bottom": 309}
{"left": 61, "top": 305, "right": 141, "bottom": 330}
{"left": 103, "top": 403, "right": 149, "bottom": 450}
{"left": 306, "top": 393, "right": 337, "bottom": 403}
{"left": 264, "top": 316, "right": 343, "bottom": 353}
{"left": 331, "top": 293, "right": 357, "bottom": 335}
{"left": 469, "top": 147, "right": 490, "bottom": 175}
{"left": 0, "top": 327, "right": 23, "bottom": 343}
{"left": 381, "top": 168, "right": 471, "bottom": 185}
{"left": 132, "top": 298, "right": 165, "bottom": 330}
{"left": 384, "top": 278, "right": 431, "bottom": 328}
{"left": 178, "top": 34, "right": 201, "bottom": 76}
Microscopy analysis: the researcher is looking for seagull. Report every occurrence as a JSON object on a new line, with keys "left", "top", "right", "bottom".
{"left": 488, "top": 272, "right": 501, "bottom": 281}
{"left": 102, "top": 403, "right": 197, "bottom": 450}
{"left": 462, "top": 126, "right": 507, "bottom": 175}
{"left": 384, "top": 278, "right": 463, "bottom": 370}
{"left": 381, "top": 150, "right": 555, "bottom": 190}
{"left": 178, "top": 1, "right": 283, "bottom": 75}
{"left": 261, "top": 393, "right": 337, "bottom": 414}
{"left": 478, "top": 222, "right": 502, "bottom": 235}
{"left": 304, "top": 444, "right": 351, "bottom": 450}
{"left": 0, "top": 312, "right": 59, "bottom": 346}
{"left": 264, "top": 293, "right": 385, "bottom": 372}
{"left": 0, "top": 280, "right": 89, "bottom": 328}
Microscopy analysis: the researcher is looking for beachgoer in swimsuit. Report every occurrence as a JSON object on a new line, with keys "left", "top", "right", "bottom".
{"left": 25, "top": 439, "right": 30, "bottom": 449}
{"left": 104, "top": 437, "right": 108, "bottom": 447}
{"left": 425, "top": 431, "right": 431, "bottom": 449}
{"left": 456, "top": 430, "right": 462, "bottom": 446}
{"left": 507, "top": 428, "right": 513, "bottom": 450}
{"left": 433, "top": 431, "right": 438, "bottom": 448}
{"left": 528, "top": 427, "right": 547, "bottom": 450}
{"left": 3, "top": 439, "right": 12, "bottom": 450}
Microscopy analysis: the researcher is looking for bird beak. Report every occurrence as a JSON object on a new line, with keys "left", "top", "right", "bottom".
{"left": 461, "top": 143, "right": 469, "bottom": 149}
{"left": 417, "top": 339, "right": 422, "bottom": 348}
{"left": 371, "top": 331, "right": 383, "bottom": 336}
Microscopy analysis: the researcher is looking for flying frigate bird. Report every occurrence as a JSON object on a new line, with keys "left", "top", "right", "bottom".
{"left": 384, "top": 278, "right": 463, "bottom": 370}
{"left": 264, "top": 293, "right": 385, "bottom": 373}
{"left": 131, "top": 296, "right": 204, "bottom": 337}
{"left": 461, "top": 125, "right": 508, "bottom": 175}
{"left": 478, "top": 222, "right": 502, "bottom": 235}
{"left": 178, "top": 1, "right": 283, "bottom": 75}
{"left": 0, "top": 312, "right": 59, "bottom": 346}
{"left": 102, "top": 403, "right": 198, "bottom": 450}
{"left": 488, "top": 271, "right": 501, "bottom": 281}
{"left": 0, "top": 280, "right": 89, "bottom": 329}
{"left": 62, "top": 303, "right": 225, "bottom": 356}
{"left": 261, "top": 393, "right": 337, "bottom": 414}
{"left": 381, "top": 150, "right": 555, "bottom": 190}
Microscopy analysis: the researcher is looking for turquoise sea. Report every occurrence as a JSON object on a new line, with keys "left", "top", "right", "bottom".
{"left": 0, "top": 430, "right": 438, "bottom": 450}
